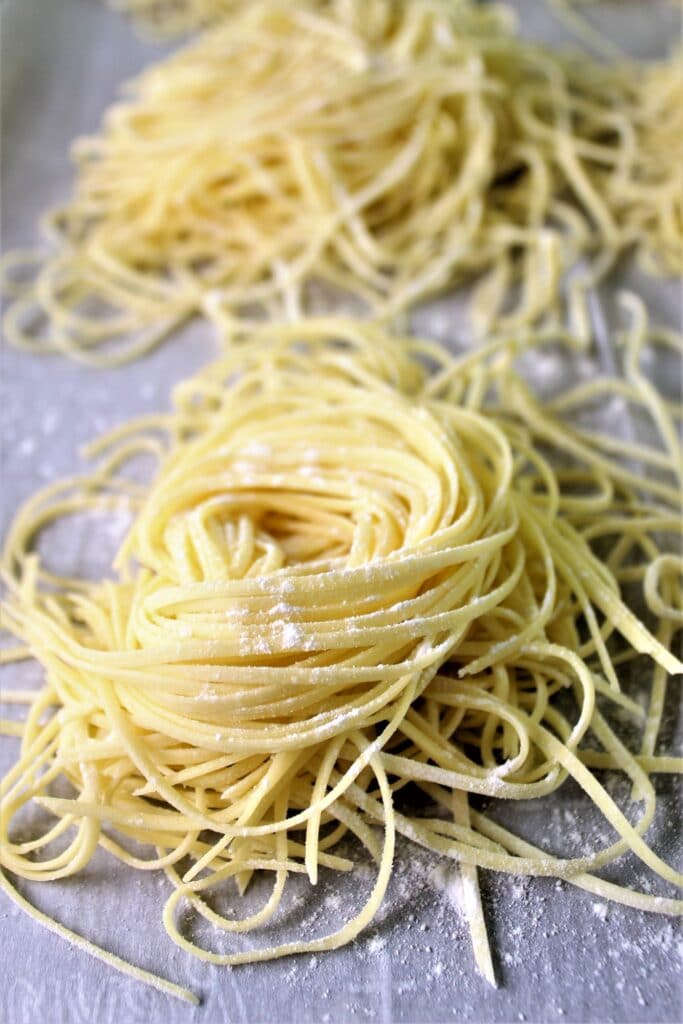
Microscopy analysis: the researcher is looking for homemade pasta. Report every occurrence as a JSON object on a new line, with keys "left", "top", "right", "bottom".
{"left": 1, "top": 308, "right": 681, "bottom": 999}
{"left": 3, "top": 0, "right": 681, "bottom": 364}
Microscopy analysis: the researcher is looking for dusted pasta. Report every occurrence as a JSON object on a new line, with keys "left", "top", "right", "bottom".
{"left": 1, "top": 310, "right": 681, "bottom": 999}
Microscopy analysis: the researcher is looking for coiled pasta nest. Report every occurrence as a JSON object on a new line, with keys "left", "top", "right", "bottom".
{"left": 2, "top": 312, "right": 681, "bottom": 987}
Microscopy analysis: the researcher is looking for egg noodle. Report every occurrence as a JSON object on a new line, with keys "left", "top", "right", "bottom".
{"left": 2, "top": 0, "right": 681, "bottom": 365}
{"left": 1, "top": 306, "right": 681, "bottom": 1001}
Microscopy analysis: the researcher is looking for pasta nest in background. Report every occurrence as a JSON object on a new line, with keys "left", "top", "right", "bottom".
{"left": 3, "top": 0, "right": 681, "bottom": 364}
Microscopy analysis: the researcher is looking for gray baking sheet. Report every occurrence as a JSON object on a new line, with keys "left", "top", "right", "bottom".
{"left": 1, "top": 2, "right": 682, "bottom": 1022}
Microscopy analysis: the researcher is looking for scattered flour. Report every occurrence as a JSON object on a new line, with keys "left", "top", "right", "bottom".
{"left": 41, "top": 410, "right": 60, "bottom": 435}
{"left": 281, "top": 622, "right": 303, "bottom": 648}
{"left": 18, "top": 436, "right": 36, "bottom": 457}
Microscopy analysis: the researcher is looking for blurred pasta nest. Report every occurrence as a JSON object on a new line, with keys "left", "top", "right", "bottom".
{"left": 2, "top": 313, "right": 681, "bottom": 968}
{"left": 3, "top": 0, "right": 682, "bottom": 363}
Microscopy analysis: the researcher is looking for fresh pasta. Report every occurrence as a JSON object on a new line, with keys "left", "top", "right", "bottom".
{"left": 3, "top": 0, "right": 681, "bottom": 364}
{"left": 1, "top": 307, "right": 681, "bottom": 999}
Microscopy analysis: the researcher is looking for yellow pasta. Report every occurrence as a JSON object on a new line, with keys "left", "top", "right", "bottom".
{"left": 3, "top": 0, "right": 681, "bottom": 364}
{"left": 1, "top": 306, "right": 681, "bottom": 999}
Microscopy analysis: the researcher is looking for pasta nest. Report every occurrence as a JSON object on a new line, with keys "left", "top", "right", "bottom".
{"left": 3, "top": 0, "right": 681, "bottom": 364}
{"left": 2, "top": 316, "right": 681, "bottom": 973}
